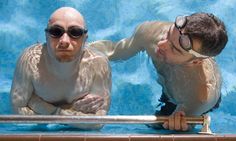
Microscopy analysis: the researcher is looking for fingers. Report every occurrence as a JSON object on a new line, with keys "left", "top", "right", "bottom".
{"left": 168, "top": 114, "right": 175, "bottom": 130}
{"left": 79, "top": 98, "right": 104, "bottom": 113}
{"left": 181, "top": 116, "right": 188, "bottom": 131}
{"left": 72, "top": 94, "right": 104, "bottom": 113}
{"left": 162, "top": 111, "right": 189, "bottom": 131}
{"left": 76, "top": 95, "right": 102, "bottom": 106}
{"left": 76, "top": 96, "right": 102, "bottom": 107}
{"left": 90, "top": 99, "right": 104, "bottom": 111}
{"left": 162, "top": 121, "right": 168, "bottom": 129}
{"left": 174, "top": 112, "right": 181, "bottom": 130}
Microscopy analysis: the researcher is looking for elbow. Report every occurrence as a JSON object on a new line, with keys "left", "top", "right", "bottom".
{"left": 10, "top": 96, "right": 22, "bottom": 114}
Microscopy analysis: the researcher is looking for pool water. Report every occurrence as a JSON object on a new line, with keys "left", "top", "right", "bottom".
{"left": 0, "top": 0, "right": 236, "bottom": 134}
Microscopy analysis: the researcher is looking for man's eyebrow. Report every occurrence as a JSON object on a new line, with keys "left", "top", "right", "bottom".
{"left": 167, "top": 26, "right": 183, "bottom": 54}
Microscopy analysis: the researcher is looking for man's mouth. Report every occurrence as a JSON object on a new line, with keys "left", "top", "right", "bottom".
{"left": 56, "top": 49, "right": 73, "bottom": 52}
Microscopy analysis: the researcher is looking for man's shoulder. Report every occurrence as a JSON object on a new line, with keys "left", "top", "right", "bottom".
{"left": 17, "top": 43, "right": 44, "bottom": 68}
{"left": 83, "top": 46, "right": 109, "bottom": 62}
{"left": 138, "top": 21, "right": 172, "bottom": 30}
{"left": 202, "top": 57, "right": 219, "bottom": 71}
{"left": 81, "top": 47, "right": 110, "bottom": 71}
{"left": 134, "top": 21, "right": 172, "bottom": 41}
{"left": 20, "top": 43, "right": 43, "bottom": 59}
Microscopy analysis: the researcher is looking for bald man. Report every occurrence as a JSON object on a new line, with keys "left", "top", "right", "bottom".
{"left": 10, "top": 7, "right": 111, "bottom": 130}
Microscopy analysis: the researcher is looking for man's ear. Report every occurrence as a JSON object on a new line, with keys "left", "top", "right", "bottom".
{"left": 191, "top": 58, "right": 203, "bottom": 65}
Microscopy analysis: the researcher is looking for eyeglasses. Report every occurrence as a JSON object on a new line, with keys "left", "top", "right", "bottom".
{"left": 45, "top": 25, "right": 88, "bottom": 39}
{"left": 175, "top": 16, "right": 209, "bottom": 58}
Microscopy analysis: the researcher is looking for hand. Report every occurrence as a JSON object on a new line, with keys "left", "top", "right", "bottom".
{"left": 18, "top": 107, "right": 35, "bottom": 115}
{"left": 162, "top": 111, "right": 188, "bottom": 131}
{"left": 72, "top": 94, "right": 104, "bottom": 114}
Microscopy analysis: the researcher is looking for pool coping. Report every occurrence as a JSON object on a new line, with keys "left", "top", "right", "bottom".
{"left": 0, "top": 134, "right": 236, "bottom": 141}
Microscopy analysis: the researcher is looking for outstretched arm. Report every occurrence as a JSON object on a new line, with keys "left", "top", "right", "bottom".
{"left": 89, "top": 23, "right": 148, "bottom": 61}
{"left": 90, "top": 22, "right": 172, "bottom": 61}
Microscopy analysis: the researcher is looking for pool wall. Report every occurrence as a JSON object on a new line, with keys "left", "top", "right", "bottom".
{"left": 1, "top": 134, "right": 236, "bottom": 141}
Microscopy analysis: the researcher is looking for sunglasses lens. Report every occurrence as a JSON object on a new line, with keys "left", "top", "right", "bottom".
{"left": 175, "top": 16, "right": 186, "bottom": 28}
{"left": 180, "top": 35, "right": 191, "bottom": 51}
{"left": 46, "top": 26, "right": 86, "bottom": 39}
{"left": 48, "top": 26, "right": 64, "bottom": 38}
{"left": 68, "top": 27, "right": 84, "bottom": 38}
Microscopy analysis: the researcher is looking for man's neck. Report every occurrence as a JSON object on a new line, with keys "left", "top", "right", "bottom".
{"left": 44, "top": 45, "right": 83, "bottom": 79}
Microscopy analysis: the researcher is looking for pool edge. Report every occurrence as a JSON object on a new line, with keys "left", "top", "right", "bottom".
{"left": 0, "top": 134, "right": 236, "bottom": 141}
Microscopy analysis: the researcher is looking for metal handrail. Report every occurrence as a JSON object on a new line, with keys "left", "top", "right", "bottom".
{"left": 0, "top": 115, "right": 212, "bottom": 134}
{"left": 0, "top": 115, "right": 202, "bottom": 124}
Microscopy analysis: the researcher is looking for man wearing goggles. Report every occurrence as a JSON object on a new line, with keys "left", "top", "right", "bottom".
{"left": 11, "top": 7, "right": 111, "bottom": 130}
{"left": 91, "top": 13, "right": 228, "bottom": 131}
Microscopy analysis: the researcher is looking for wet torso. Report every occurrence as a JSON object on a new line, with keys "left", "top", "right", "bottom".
{"left": 25, "top": 44, "right": 106, "bottom": 104}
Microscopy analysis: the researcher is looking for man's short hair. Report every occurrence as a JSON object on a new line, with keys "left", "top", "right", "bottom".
{"left": 185, "top": 12, "right": 228, "bottom": 56}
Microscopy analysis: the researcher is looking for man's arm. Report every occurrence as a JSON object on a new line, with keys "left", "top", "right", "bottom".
{"left": 175, "top": 59, "right": 221, "bottom": 116}
{"left": 10, "top": 48, "right": 36, "bottom": 115}
{"left": 163, "top": 59, "right": 222, "bottom": 131}
{"left": 10, "top": 45, "right": 58, "bottom": 115}
{"left": 90, "top": 21, "right": 172, "bottom": 61}
{"left": 27, "top": 89, "right": 109, "bottom": 130}
{"left": 89, "top": 23, "right": 148, "bottom": 61}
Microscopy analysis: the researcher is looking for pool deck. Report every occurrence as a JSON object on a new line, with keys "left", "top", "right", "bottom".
{"left": 0, "top": 134, "right": 236, "bottom": 141}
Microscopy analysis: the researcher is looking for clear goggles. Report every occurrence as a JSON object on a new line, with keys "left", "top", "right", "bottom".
{"left": 175, "top": 16, "right": 209, "bottom": 58}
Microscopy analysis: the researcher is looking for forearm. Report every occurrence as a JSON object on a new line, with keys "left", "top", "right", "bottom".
{"left": 89, "top": 24, "right": 145, "bottom": 61}
{"left": 26, "top": 96, "right": 104, "bottom": 129}
{"left": 58, "top": 108, "right": 106, "bottom": 130}
{"left": 57, "top": 92, "right": 109, "bottom": 130}
{"left": 27, "top": 94, "right": 58, "bottom": 115}
{"left": 14, "top": 103, "right": 104, "bottom": 130}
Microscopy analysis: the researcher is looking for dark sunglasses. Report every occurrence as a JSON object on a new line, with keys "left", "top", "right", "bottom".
{"left": 45, "top": 25, "right": 88, "bottom": 39}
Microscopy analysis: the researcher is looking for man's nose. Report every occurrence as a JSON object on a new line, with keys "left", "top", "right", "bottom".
{"left": 59, "top": 33, "right": 70, "bottom": 48}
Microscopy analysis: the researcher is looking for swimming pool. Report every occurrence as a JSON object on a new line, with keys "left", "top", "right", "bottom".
{"left": 1, "top": 0, "right": 236, "bottom": 139}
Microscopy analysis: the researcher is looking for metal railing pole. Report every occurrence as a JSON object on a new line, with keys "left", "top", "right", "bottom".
{"left": 0, "top": 115, "right": 212, "bottom": 134}
{"left": 0, "top": 115, "right": 202, "bottom": 124}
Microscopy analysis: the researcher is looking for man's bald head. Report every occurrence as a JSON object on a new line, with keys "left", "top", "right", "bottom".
{"left": 48, "top": 7, "right": 86, "bottom": 28}
{"left": 45, "top": 7, "right": 88, "bottom": 62}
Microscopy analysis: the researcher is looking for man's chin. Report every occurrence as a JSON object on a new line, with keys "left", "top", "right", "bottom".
{"left": 156, "top": 55, "right": 165, "bottom": 63}
{"left": 56, "top": 55, "right": 74, "bottom": 62}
